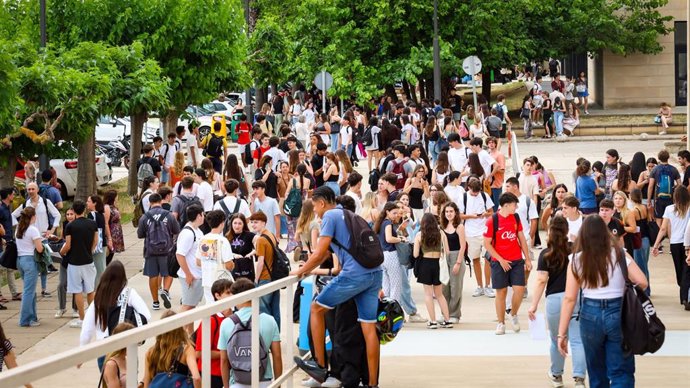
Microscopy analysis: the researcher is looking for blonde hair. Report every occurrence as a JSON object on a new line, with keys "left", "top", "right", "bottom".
{"left": 361, "top": 192, "right": 376, "bottom": 216}
{"left": 613, "top": 191, "right": 630, "bottom": 223}
{"left": 145, "top": 311, "right": 193, "bottom": 380}
{"left": 296, "top": 200, "right": 315, "bottom": 235}
{"left": 173, "top": 151, "right": 185, "bottom": 176}
{"left": 102, "top": 322, "right": 135, "bottom": 388}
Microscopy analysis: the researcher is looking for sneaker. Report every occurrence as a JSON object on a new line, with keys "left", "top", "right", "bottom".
{"left": 27, "top": 321, "right": 41, "bottom": 327}
{"left": 12, "top": 293, "right": 22, "bottom": 301}
{"left": 659, "top": 131, "right": 667, "bottom": 135}
{"left": 684, "top": 301, "right": 690, "bottom": 311}
{"left": 523, "top": 289, "right": 529, "bottom": 299}
{"left": 547, "top": 372, "right": 564, "bottom": 387}
{"left": 41, "top": 290, "right": 52, "bottom": 297}
{"left": 484, "top": 287, "right": 495, "bottom": 298}
{"left": 301, "top": 377, "right": 322, "bottom": 387}
{"left": 321, "top": 376, "right": 341, "bottom": 388}
{"left": 472, "top": 287, "right": 484, "bottom": 297}
{"left": 448, "top": 317, "right": 459, "bottom": 324}
{"left": 495, "top": 323, "right": 505, "bottom": 335}
{"left": 47, "top": 264, "right": 58, "bottom": 273}
{"left": 294, "top": 357, "right": 327, "bottom": 384}
{"left": 439, "top": 320, "right": 454, "bottom": 329}
{"left": 71, "top": 310, "right": 80, "bottom": 318}
{"left": 159, "top": 289, "right": 172, "bottom": 309}
{"left": 510, "top": 315, "right": 521, "bottom": 333}
{"left": 69, "top": 319, "right": 83, "bottom": 328}
{"left": 54, "top": 309, "right": 66, "bottom": 318}
{"left": 574, "top": 377, "right": 586, "bottom": 387}
{"left": 408, "top": 313, "right": 427, "bottom": 323}
{"left": 152, "top": 301, "right": 160, "bottom": 311}
{"left": 427, "top": 321, "right": 438, "bottom": 329}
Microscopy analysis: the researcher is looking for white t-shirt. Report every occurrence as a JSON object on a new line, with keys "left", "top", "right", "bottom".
{"left": 172, "top": 182, "right": 199, "bottom": 198}
{"left": 470, "top": 124, "right": 484, "bottom": 139}
{"left": 80, "top": 287, "right": 151, "bottom": 344}
{"left": 477, "top": 150, "right": 496, "bottom": 179}
{"left": 303, "top": 108, "right": 315, "bottom": 124}
{"left": 196, "top": 181, "right": 214, "bottom": 212}
{"left": 519, "top": 172, "right": 540, "bottom": 199}
{"left": 264, "top": 147, "right": 287, "bottom": 172}
{"left": 176, "top": 225, "right": 204, "bottom": 279}
{"left": 516, "top": 194, "right": 538, "bottom": 242}
{"left": 161, "top": 141, "right": 180, "bottom": 168}
{"left": 460, "top": 191, "right": 494, "bottom": 237}
{"left": 571, "top": 248, "right": 631, "bottom": 299}
{"left": 340, "top": 125, "right": 353, "bottom": 147}
{"left": 444, "top": 185, "right": 465, "bottom": 207}
{"left": 448, "top": 147, "right": 469, "bottom": 174}
{"left": 567, "top": 216, "right": 583, "bottom": 242}
{"left": 663, "top": 205, "right": 690, "bottom": 244}
{"left": 367, "top": 125, "right": 381, "bottom": 150}
{"left": 16, "top": 225, "right": 41, "bottom": 257}
{"left": 401, "top": 123, "right": 418, "bottom": 144}
{"left": 294, "top": 122, "right": 310, "bottom": 143}
{"left": 213, "top": 196, "right": 251, "bottom": 218}
{"left": 186, "top": 133, "right": 198, "bottom": 165}
{"left": 345, "top": 191, "right": 362, "bottom": 215}
{"left": 196, "top": 232, "right": 233, "bottom": 288}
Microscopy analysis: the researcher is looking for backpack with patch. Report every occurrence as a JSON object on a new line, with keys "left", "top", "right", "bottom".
{"left": 144, "top": 211, "right": 173, "bottom": 256}
{"left": 206, "top": 133, "right": 224, "bottom": 158}
{"left": 226, "top": 314, "right": 270, "bottom": 384}
{"left": 219, "top": 198, "right": 242, "bottom": 235}
{"left": 177, "top": 195, "right": 203, "bottom": 227}
{"left": 243, "top": 140, "right": 258, "bottom": 166}
{"left": 132, "top": 190, "right": 152, "bottom": 227}
{"left": 361, "top": 125, "right": 374, "bottom": 147}
{"left": 137, "top": 158, "right": 155, "bottom": 187}
{"left": 260, "top": 234, "right": 290, "bottom": 281}
{"left": 369, "top": 168, "right": 381, "bottom": 193}
{"left": 283, "top": 178, "right": 303, "bottom": 217}
{"left": 655, "top": 164, "right": 674, "bottom": 198}
{"left": 331, "top": 209, "right": 384, "bottom": 269}
{"left": 106, "top": 287, "right": 148, "bottom": 340}
{"left": 494, "top": 103, "right": 505, "bottom": 121}
{"left": 390, "top": 159, "right": 408, "bottom": 190}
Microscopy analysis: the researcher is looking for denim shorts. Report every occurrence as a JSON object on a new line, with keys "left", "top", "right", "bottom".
{"left": 316, "top": 271, "right": 383, "bottom": 323}
{"left": 66, "top": 263, "right": 97, "bottom": 294}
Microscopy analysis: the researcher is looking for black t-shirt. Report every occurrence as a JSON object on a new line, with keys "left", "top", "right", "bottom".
{"left": 230, "top": 231, "right": 255, "bottom": 257}
{"left": 273, "top": 98, "right": 284, "bottom": 114}
{"left": 65, "top": 217, "right": 97, "bottom": 266}
{"left": 450, "top": 95, "right": 463, "bottom": 113}
{"left": 87, "top": 211, "right": 106, "bottom": 247}
{"left": 537, "top": 248, "right": 568, "bottom": 296}
{"left": 254, "top": 168, "right": 278, "bottom": 199}
{"left": 311, "top": 154, "right": 325, "bottom": 187}
{"left": 137, "top": 156, "right": 162, "bottom": 175}
{"left": 607, "top": 218, "right": 625, "bottom": 240}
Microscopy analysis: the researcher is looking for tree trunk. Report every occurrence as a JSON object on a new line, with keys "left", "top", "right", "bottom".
{"left": 417, "top": 77, "right": 426, "bottom": 100}
{"left": 128, "top": 111, "right": 146, "bottom": 197}
{"left": 0, "top": 156, "right": 17, "bottom": 188}
{"left": 162, "top": 111, "right": 179, "bottom": 135}
{"left": 76, "top": 133, "right": 96, "bottom": 201}
{"left": 255, "top": 86, "right": 267, "bottom": 112}
{"left": 481, "top": 71, "right": 492, "bottom": 104}
{"left": 441, "top": 76, "right": 455, "bottom": 104}
{"left": 425, "top": 78, "right": 434, "bottom": 102}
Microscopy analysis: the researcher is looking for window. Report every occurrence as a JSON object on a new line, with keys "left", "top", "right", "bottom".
{"left": 675, "top": 21, "right": 687, "bottom": 106}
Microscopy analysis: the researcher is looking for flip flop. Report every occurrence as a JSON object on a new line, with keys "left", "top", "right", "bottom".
{"left": 12, "top": 293, "right": 22, "bottom": 301}
{"left": 0, "top": 297, "right": 8, "bottom": 303}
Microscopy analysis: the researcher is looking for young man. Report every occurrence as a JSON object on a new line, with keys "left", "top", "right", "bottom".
{"left": 448, "top": 88, "right": 463, "bottom": 122}
{"left": 447, "top": 133, "right": 470, "bottom": 176}
{"left": 531, "top": 75, "right": 544, "bottom": 124}
{"left": 311, "top": 143, "right": 329, "bottom": 188}
{"left": 469, "top": 138, "right": 498, "bottom": 185}
{"left": 172, "top": 176, "right": 201, "bottom": 222}
{"left": 494, "top": 94, "right": 512, "bottom": 138}
{"left": 218, "top": 278, "right": 282, "bottom": 388}
{"left": 195, "top": 278, "right": 233, "bottom": 388}
{"left": 201, "top": 122, "right": 228, "bottom": 174}
{"left": 137, "top": 144, "right": 162, "bottom": 181}
{"left": 379, "top": 173, "right": 401, "bottom": 202}
{"left": 460, "top": 178, "right": 495, "bottom": 298}
{"left": 196, "top": 211, "right": 234, "bottom": 304}
{"left": 648, "top": 149, "right": 681, "bottom": 230}
{"left": 483, "top": 193, "right": 531, "bottom": 335}
{"left": 487, "top": 137, "right": 506, "bottom": 211}
{"left": 13, "top": 182, "right": 61, "bottom": 238}
{"left": 176, "top": 204, "right": 205, "bottom": 334}
{"left": 404, "top": 145, "right": 425, "bottom": 178}
{"left": 344, "top": 172, "right": 364, "bottom": 214}
{"left": 677, "top": 150, "right": 690, "bottom": 187}
{"left": 264, "top": 136, "right": 288, "bottom": 172}
{"left": 160, "top": 133, "right": 181, "bottom": 185}
{"left": 340, "top": 116, "right": 354, "bottom": 157}
{"left": 292, "top": 186, "right": 383, "bottom": 388}
{"left": 186, "top": 122, "right": 200, "bottom": 168}
{"left": 59, "top": 200, "right": 98, "bottom": 328}
{"left": 384, "top": 145, "right": 408, "bottom": 190}
{"left": 39, "top": 169, "right": 63, "bottom": 210}
{"left": 249, "top": 211, "right": 281, "bottom": 328}
{"left": 485, "top": 108, "right": 503, "bottom": 139}
{"left": 250, "top": 180, "right": 281, "bottom": 238}
{"left": 158, "top": 186, "right": 173, "bottom": 211}
{"left": 152, "top": 136, "right": 163, "bottom": 160}
{"left": 504, "top": 177, "right": 539, "bottom": 302}
{"left": 0, "top": 188, "right": 20, "bottom": 302}
{"left": 137, "top": 193, "right": 181, "bottom": 310}
{"left": 561, "top": 196, "right": 583, "bottom": 242}
{"left": 518, "top": 158, "right": 540, "bottom": 210}
{"left": 194, "top": 168, "right": 215, "bottom": 212}
{"left": 599, "top": 199, "right": 625, "bottom": 244}
{"left": 213, "top": 179, "right": 251, "bottom": 218}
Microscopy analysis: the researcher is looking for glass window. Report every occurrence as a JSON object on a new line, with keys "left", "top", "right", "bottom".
{"left": 675, "top": 22, "right": 687, "bottom": 106}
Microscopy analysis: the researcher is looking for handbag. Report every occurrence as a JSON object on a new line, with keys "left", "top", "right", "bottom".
{"left": 149, "top": 346, "right": 193, "bottom": 388}
{"left": 0, "top": 241, "right": 18, "bottom": 270}
{"left": 653, "top": 115, "right": 662, "bottom": 124}
{"left": 438, "top": 234, "right": 450, "bottom": 286}
{"left": 395, "top": 242, "right": 413, "bottom": 267}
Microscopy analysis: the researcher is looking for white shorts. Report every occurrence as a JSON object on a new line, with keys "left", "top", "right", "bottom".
{"left": 67, "top": 263, "right": 97, "bottom": 294}
{"left": 179, "top": 277, "right": 204, "bottom": 307}
{"left": 466, "top": 235, "right": 484, "bottom": 259}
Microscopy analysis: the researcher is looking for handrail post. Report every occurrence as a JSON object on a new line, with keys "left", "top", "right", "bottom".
{"left": 285, "top": 282, "right": 295, "bottom": 388}
{"left": 251, "top": 298, "right": 261, "bottom": 387}
{"left": 201, "top": 315, "right": 211, "bottom": 388}
{"left": 126, "top": 343, "right": 138, "bottom": 388}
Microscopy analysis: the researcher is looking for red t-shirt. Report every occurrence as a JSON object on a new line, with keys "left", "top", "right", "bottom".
{"left": 483, "top": 213, "right": 523, "bottom": 261}
{"left": 253, "top": 145, "right": 270, "bottom": 165}
{"left": 236, "top": 122, "right": 251, "bottom": 145}
{"left": 195, "top": 314, "right": 226, "bottom": 376}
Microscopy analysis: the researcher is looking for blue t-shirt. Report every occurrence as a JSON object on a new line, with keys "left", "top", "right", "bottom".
{"left": 39, "top": 184, "right": 62, "bottom": 207}
{"left": 378, "top": 219, "right": 396, "bottom": 252}
{"left": 320, "top": 208, "right": 381, "bottom": 276}
{"left": 0, "top": 202, "right": 12, "bottom": 243}
{"left": 576, "top": 175, "right": 597, "bottom": 209}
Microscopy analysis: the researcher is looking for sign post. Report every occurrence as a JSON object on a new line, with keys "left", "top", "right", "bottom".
{"left": 462, "top": 55, "right": 482, "bottom": 110}
{"left": 314, "top": 70, "right": 333, "bottom": 114}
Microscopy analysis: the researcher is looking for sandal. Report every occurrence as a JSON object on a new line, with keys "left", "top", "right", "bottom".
{"left": 12, "top": 293, "right": 22, "bottom": 301}
{"left": 0, "top": 297, "right": 8, "bottom": 303}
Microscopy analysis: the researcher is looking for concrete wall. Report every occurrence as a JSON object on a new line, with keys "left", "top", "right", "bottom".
{"left": 599, "top": 0, "right": 686, "bottom": 108}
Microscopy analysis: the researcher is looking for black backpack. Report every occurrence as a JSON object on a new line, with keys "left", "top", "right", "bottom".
{"left": 243, "top": 140, "right": 258, "bottom": 165}
{"left": 206, "top": 133, "right": 224, "bottom": 157}
{"left": 361, "top": 125, "right": 374, "bottom": 146}
{"left": 106, "top": 288, "right": 148, "bottom": 341}
{"left": 168, "top": 226, "right": 195, "bottom": 279}
{"left": 177, "top": 195, "right": 203, "bottom": 226}
{"left": 618, "top": 249, "right": 665, "bottom": 355}
{"left": 219, "top": 198, "right": 242, "bottom": 235}
{"left": 369, "top": 168, "right": 380, "bottom": 193}
{"left": 331, "top": 209, "right": 384, "bottom": 269}
{"left": 261, "top": 234, "right": 290, "bottom": 281}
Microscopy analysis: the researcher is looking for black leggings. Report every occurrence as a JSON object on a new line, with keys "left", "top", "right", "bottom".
{"left": 670, "top": 243, "right": 690, "bottom": 303}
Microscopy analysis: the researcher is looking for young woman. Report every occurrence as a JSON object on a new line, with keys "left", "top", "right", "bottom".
{"left": 283, "top": 164, "right": 312, "bottom": 253}
{"left": 0, "top": 322, "right": 34, "bottom": 387}
{"left": 575, "top": 160, "right": 601, "bottom": 215}
{"left": 365, "top": 116, "right": 382, "bottom": 171}
{"left": 55, "top": 207, "right": 77, "bottom": 318}
{"left": 87, "top": 195, "right": 110, "bottom": 285}
{"left": 463, "top": 153, "right": 485, "bottom": 183}
{"left": 201, "top": 158, "right": 223, "bottom": 195}
{"left": 652, "top": 186, "right": 690, "bottom": 308}
{"left": 143, "top": 310, "right": 201, "bottom": 388}
{"left": 80, "top": 260, "right": 151, "bottom": 370}
{"left": 322, "top": 152, "right": 341, "bottom": 195}
{"left": 360, "top": 192, "right": 379, "bottom": 228}
{"left": 225, "top": 214, "right": 256, "bottom": 282}
{"left": 335, "top": 149, "right": 353, "bottom": 194}
{"left": 255, "top": 155, "right": 278, "bottom": 199}
{"left": 429, "top": 190, "right": 450, "bottom": 223}
{"left": 528, "top": 216, "right": 586, "bottom": 387}
{"left": 575, "top": 71, "right": 589, "bottom": 115}
{"left": 375, "top": 202, "right": 406, "bottom": 312}
{"left": 553, "top": 96, "right": 566, "bottom": 136}
{"left": 140, "top": 175, "right": 160, "bottom": 212}
{"left": 558, "top": 215, "right": 647, "bottom": 387}
{"left": 521, "top": 95, "right": 533, "bottom": 139}
{"left": 636, "top": 157, "right": 658, "bottom": 205}
{"left": 541, "top": 91, "right": 553, "bottom": 138}
{"left": 603, "top": 149, "right": 620, "bottom": 199}
{"left": 103, "top": 190, "right": 125, "bottom": 266}
{"left": 432, "top": 151, "right": 451, "bottom": 186}
{"left": 315, "top": 113, "right": 331, "bottom": 146}
{"left": 613, "top": 191, "right": 638, "bottom": 256}
{"left": 276, "top": 161, "right": 292, "bottom": 204}
{"left": 308, "top": 133, "right": 323, "bottom": 158}
{"left": 169, "top": 151, "right": 185, "bottom": 187}
{"left": 100, "top": 322, "right": 135, "bottom": 388}
{"left": 413, "top": 213, "right": 452, "bottom": 329}
{"left": 223, "top": 154, "right": 249, "bottom": 199}
{"left": 540, "top": 184, "right": 568, "bottom": 232}
{"left": 469, "top": 118, "right": 489, "bottom": 141}
{"left": 425, "top": 117, "right": 440, "bottom": 163}
{"left": 591, "top": 161, "right": 607, "bottom": 208}
{"left": 612, "top": 164, "right": 637, "bottom": 197}
{"left": 630, "top": 189, "right": 651, "bottom": 295}
{"left": 461, "top": 105, "right": 475, "bottom": 142}
{"left": 15, "top": 207, "right": 43, "bottom": 327}
{"left": 658, "top": 102, "right": 673, "bottom": 134}
{"left": 295, "top": 200, "right": 319, "bottom": 261}
{"left": 440, "top": 202, "right": 467, "bottom": 323}
{"left": 403, "top": 165, "right": 430, "bottom": 222}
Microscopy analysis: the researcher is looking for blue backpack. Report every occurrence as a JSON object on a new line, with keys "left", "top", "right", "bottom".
{"left": 656, "top": 164, "right": 675, "bottom": 198}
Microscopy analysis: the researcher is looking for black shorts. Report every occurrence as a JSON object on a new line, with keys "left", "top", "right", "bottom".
{"left": 500, "top": 124, "right": 507, "bottom": 138}
{"left": 490, "top": 259, "right": 526, "bottom": 289}
{"left": 416, "top": 258, "right": 441, "bottom": 286}
{"left": 654, "top": 196, "right": 673, "bottom": 219}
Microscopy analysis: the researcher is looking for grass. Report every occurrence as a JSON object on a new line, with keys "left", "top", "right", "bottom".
{"left": 98, "top": 178, "right": 135, "bottom": 225}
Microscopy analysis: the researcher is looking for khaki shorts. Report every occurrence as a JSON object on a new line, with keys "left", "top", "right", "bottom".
{"left": 467, "top": 235, "right": 485, "bottom": 259}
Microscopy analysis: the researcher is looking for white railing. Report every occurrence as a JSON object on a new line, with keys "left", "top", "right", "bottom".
{"left": 0, "top": 276, "right": 304, "bottom": 388}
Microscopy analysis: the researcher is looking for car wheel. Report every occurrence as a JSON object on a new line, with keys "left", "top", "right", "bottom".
{"left": 199, "top": 126, "right": 211, "bottom": 139}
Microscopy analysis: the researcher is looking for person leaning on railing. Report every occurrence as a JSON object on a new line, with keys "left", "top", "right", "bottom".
{"left": 0, "top": 322, "right": 33, "bottom": 388}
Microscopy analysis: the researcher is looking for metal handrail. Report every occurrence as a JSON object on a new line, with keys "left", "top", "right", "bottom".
{"left": 0, "top": 275, "right": 301, "bottom": 388}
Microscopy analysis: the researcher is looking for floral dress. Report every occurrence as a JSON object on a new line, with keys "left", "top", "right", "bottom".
{"left": 109, "top": 205, "right": 125, "bottom": 253}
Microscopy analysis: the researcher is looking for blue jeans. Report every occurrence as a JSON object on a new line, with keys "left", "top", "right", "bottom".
{"left": 633, "top": 237, "right": 651, "bottom": 296}
{"left": 324, "top": 181, "right": 340, "bottom": 196}
{"left": 428, "top": 141, "right": 438, "bottom": 164}
{"left": 330, "top": 134, "right": 339, "bottom": 152}
{"left": 280, "top": 215, "right": 288, "bottom": 237}
{"left": 554, "top": 111, "right": 564, "bottom": 136}
{"left": 258, "top": 279, "right": 281, "bottom": 330}
{"left": 344, "top": 143, "right": 353, "bottom": 160}
{"left": 399, "top": 267, "right": 417, "bottom": 315}
{"left": 17, "top": 255, "right": 39, "bottom": 326}
{"left": 491, "top": 188, "right": 502, "bottom": 212}
{"left": 579, "top": 298, "right": 635, "bottom": 388}
{"left": 316, "top": 271, "right": 383, "bottom": 322}
{"left": 546, "top": 292, "right": 586, "bottom": 378}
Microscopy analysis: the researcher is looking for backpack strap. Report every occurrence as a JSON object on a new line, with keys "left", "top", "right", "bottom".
{"left": 233, "top": 198, "right": 242, "bottom": 214}
{"left": 491, "top": 213, "right": 499, "bottom": 246}
{"left": 183, "top": 225, "right": 196, "bottom": 243}
{"left": 118, "top": 287, "right": 130, "bottom": 324}
{"left": 462, "top": 192, "right": 467, "bottom": 215}
{"left": 260, "top": 234, "right": 278, "bottom": 276}
{"left": 219, "top": 200, "right": 231, "bottom": 215}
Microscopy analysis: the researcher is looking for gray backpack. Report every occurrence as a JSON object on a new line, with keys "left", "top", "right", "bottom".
{"left": 226, "top": 314, "right": 269, "bottom": 384}
{"left": 137, "top": 159, "right": 155, "bottom": 187}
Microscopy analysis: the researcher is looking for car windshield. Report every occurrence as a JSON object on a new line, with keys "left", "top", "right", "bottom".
{"left": 186, "top": 106, "right": 214, "bottom": 116}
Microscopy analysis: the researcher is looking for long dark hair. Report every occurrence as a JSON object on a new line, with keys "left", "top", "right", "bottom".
{"left": 103, "top": 189, "right": 118, "bottom": 207}
{"left": 576, "top": 159, "right": 591, "bottom": 177}
{"left": 420, "top": 213, "right": 441, "bottom": 251}
{"left": 673, "top": 185, "right": 690, "bottom": 218}
{"left": 629, "top": 152, "right": 646, "bottom": 182}
{"left": 296, "top": 163, "right": 307, "bottom": 190}
{"left": 436, "top": 151, "right": 449, "bottom": 175}
{"left": 549, "top": 184, "right": 568, "bottom": 209}
{"left": 374, "top": 202, "right": 399, "bottom": 234}
{"left": 467, "top": 153, "right": 484, "bottom": 177}
{"left": 16, "top": 207, "right": 36, "bottom": 239}
{"left": 572, "top": 215, "right": 614, "bottom": 289}
{"left": 225, "top": 213, "right": 249, "bottom": 241}
{"left": 616, "top": 163, "right": 631, "bottom": 193}
{"left": 94, "top": 260, "right": 128, "bottom": 331}
{"left": 543, "top": 216, "right": 570, "bottom": 272}
{"left": 440, "top": 202, "right": 461, "bottom": 229}
{"left": 89, "top": 194, "right": 105, "bottom": 213}
{"left": 424, "top": 117, "right": 436, "bottom": 138}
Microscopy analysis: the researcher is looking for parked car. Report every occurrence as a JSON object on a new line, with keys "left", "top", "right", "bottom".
{"left": 95, "top": 116, "right": 158, "bottom": 143}
{"left": 179, "top": 106, "right": 234, "bottom": 139}
{"left": 203, "top": 100, "right": 234, "bottom": 115}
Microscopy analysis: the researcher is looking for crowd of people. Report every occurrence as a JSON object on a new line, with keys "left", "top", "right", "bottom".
{"left": 0, "top": 85, "right": 688, "bottom": 388}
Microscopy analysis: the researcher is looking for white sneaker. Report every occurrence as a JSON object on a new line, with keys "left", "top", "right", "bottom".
{"left": 510, "top": 315, "right": 521, "bottom": 333}
{"left": 495, "top": 323, "right": 505, "bottom": 335}
{"left": 321, "top": 376, "right": 341, "bottom": 388}
{"left": 659, "top": 131, "right": 667, "bottom": 135}
{"left": 472, "top": 287, "right": 484, "bottom": 297}
{"left": 547, "top": 372, "right": 564, "bottom": 387}
{"left": 484, "top": 287, "right": 495, "bottom": 298}
{"left": 301, "top": 377, "right": 322, "bottom": 387}
{"left": 70, "top": 319, "right": 83, "bottom": 328}
{"left": 71, "top": 310, "right": 80, "bottom": 318}
{"left": 54, "top": 309, "right": 66, "bottom": 318}
{"left": 448, "top": 317, "right": 459, "bottom": 324}
{"left": 408, "top": 313, "right": 427, "bottom": 323}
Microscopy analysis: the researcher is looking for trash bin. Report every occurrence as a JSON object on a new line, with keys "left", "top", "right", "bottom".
{"left": 229, "top": 112, "right": 242, "bottom": 143}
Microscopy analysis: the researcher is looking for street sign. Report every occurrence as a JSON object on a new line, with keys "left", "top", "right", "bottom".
{"left": 314, "top": 71, "right": 333, "bottom": 91}
{"left": 462, "top": 56, "right": 482, "bottom": 75}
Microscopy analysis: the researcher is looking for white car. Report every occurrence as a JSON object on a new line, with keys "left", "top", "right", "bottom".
{"left": 179, "top": 106, "right": 234, "bottom": 139}
{"left": 203, "top": 100, "right": 235, "bottom": 115}
{"left": 95, "top": 116, "right": 158, "bottom": 142}
{"left": 51, "top": 147, "right": 112, "bottom": 198}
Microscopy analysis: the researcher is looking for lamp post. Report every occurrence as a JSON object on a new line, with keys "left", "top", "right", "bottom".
{"left": 39, "top": 0, "right": 49, "bottom": 171}
{"left": 244, "top": 0, "right": 253, "bottom": 120}
{"left": 432, "top": 0, "right": 441, "bottom": 101}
